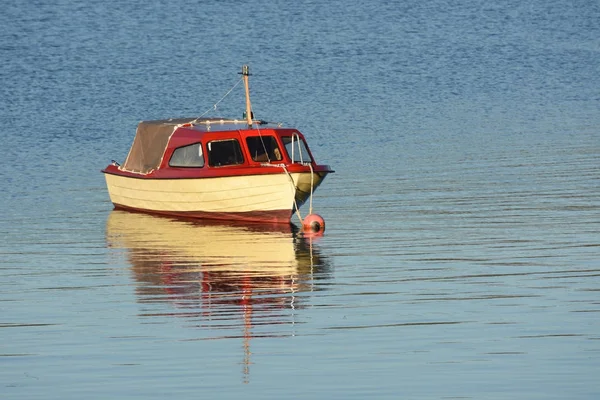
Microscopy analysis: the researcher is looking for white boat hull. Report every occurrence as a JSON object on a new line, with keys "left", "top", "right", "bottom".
{"left": 104, "top": 171, "right": 324, "bottom": 223}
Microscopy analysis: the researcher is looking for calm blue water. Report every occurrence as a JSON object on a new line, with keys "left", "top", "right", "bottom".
{"left": 1, "top": 0, "right": 599, "bottom": 398}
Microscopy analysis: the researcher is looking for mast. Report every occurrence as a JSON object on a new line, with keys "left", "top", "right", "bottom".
{"left": 241, "top": 65, "right": 253, "bottom": 128}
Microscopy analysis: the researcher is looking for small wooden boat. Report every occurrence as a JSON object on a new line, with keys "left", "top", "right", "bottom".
{"left": 102, "top": 66, "right": 333, "bottom": 225}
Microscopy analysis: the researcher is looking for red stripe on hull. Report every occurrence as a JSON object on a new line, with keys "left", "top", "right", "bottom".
{"left": 112, "top": 203, "right": 293, "bottom": 224}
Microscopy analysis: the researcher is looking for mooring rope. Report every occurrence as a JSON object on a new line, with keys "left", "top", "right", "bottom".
{"left": 281, "top": 164, "right": 304, "bottom": 224}
{"left": 280, "top": 164, "right": 316, "bottom": 225}
{"left": 308, "top": 163, "right": 314, "bottom": 215}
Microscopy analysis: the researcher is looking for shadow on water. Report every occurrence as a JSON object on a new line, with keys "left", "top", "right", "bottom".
{"left": 105, "top": 210, "right": 332, "bottom": 383}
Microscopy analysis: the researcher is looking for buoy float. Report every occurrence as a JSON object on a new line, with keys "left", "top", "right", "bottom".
{"left": 302, "top": 213, "right": 325, "bottom": 234}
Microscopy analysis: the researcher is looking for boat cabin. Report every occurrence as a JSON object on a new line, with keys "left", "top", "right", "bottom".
{"left": 114, "top": 118, "right": 318, "bottom": 178}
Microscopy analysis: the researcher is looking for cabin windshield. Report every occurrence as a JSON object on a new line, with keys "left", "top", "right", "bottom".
{"left": 246, "top": 136, "right": 282, "bottom": 162}
{"left": 207, "top": 139, "right": 244, "bottom": 167}
{"left": 282, "top": 136, "right": 312, "bottom": 163}
{"left": 169, "top": 143, "right": 205, "bottom": 168}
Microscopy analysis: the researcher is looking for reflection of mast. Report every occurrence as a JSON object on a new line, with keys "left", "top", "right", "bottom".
{"left": 241, "top": 276, "right": 252, "bottom": 384}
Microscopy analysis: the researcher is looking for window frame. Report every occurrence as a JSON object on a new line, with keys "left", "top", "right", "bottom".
{"left": 168, "top": 142, "right": 205, "bottom": 168}
{"left": 281, "top": 135, "right": 313, "bottom": 164}
{"left": 246, "top": 135, "right": 283, "bottom": 163}
{"left": 207, "top": 138, "right": 245, "bottom": 167}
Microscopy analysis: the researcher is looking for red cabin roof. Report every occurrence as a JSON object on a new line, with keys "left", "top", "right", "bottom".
{"left": 107, "top": 118, "right": 332, "bottom": 180}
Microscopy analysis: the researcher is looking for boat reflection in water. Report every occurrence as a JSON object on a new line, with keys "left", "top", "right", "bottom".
{"left": 106, "top": 210, "right": 331, "bottom": 382}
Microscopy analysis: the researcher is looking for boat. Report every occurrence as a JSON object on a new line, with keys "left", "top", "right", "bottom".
{"left": 102, "top": 65, "right": 333, "bottom": 226}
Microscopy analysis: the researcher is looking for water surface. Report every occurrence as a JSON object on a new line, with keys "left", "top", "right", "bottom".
{"left": 1, "top": 0, "right": 599, "bottom": 398}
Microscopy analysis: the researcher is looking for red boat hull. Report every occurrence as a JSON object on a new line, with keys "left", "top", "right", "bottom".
{"left": 112, "top": 203, "right": 293, "bottom": 224}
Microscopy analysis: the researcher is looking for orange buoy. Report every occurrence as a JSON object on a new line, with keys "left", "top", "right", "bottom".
{"left": 303, "top": 213, "right": 325, "bottom": 234}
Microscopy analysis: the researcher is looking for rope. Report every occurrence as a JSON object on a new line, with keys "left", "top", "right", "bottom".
{"left": 254, "top": 123, "right": 272, "bottom": 163}
{"left": 281, "top": 165, "right": 304, "bottom": 224}
{"left": 195, "top": 77, "right": 244, "bottom": 120}
{"left": 308, "top": 163, "right": 314, "bottom": 215}
{"left": 281, "top": 164, "right": 317, "bottom": 225}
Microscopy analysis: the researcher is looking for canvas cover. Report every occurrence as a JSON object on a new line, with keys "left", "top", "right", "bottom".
{"left": 121, "top": 118, "right": 195, "bottom": 174}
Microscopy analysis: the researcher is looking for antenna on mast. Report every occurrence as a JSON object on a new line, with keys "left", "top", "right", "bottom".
{"left": 240, "top": 65, "right": 253, "bottom": 128}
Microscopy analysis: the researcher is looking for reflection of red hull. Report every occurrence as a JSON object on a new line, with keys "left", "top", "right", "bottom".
{"left": 113, "top": 203, "right": 293, "bottom": 224}
{"left": 106, "top": 209, "right": 332, "bottom": 315}
{"left": 106, "top": 207, "right": 332, "bottom": 383}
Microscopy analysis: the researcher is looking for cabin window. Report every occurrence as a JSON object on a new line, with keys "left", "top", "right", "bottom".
{"left": 207, "top": 139, "right": 244, "bottom": 167}
{"left": 246, "top": 136, "right": 283, "bottom": 162}
{"left": 282, "top": 136, "right": 312, "bottom": 163}
{"left": 169, "top": 143, "right": 205, "bottom": 168}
